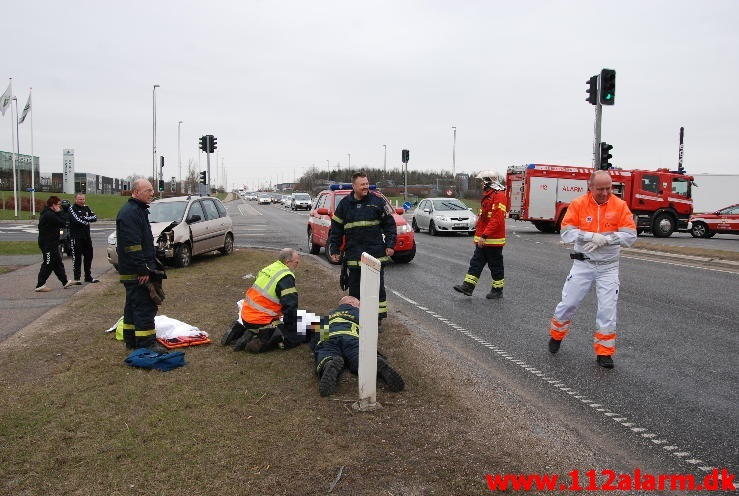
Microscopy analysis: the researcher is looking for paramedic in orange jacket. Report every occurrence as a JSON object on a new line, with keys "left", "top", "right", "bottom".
{"left": 548, "top": 171, "right": 636, "bottom": 369}
{"left": 453, "top": 170, "right": 507, "bottom": 299}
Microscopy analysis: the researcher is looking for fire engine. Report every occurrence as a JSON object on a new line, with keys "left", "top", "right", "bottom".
{"left": 506, "top": 164, "right": 694, "bottom": 238}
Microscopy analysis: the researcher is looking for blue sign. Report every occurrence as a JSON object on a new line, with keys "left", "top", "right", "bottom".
{"left": 25, "top": 188, "right": 35, "bottom": 192}
{"left": 402, "top": 201, "right": 412, "bottom": 211}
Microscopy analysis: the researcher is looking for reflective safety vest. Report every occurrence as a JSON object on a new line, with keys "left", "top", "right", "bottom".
{"left": 318, "top": 305, "right": 360, "bottom": 343}
{"left": 241, "top": 260, "right": 295, "bottom": 325}
{"left": 473, "top": 189, "right": 507, "bottom": 246}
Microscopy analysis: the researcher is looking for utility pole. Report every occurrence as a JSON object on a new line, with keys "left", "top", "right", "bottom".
{"left": 383, "top": 144, "right": 387, "bottom": 179}
{"left": 152, "top": 84, "right": 159, "bottom": 184}
{"left": 452, "top": 126, "right": 456, "bottom": 179}
{"left": 177, "top": 120, "right": 183, "bottom": 190}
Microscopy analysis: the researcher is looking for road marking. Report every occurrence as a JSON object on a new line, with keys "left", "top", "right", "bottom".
{"left": 389, "top": 291, "right": 719, "bottom": 474}
{"left": 622, "top": 255, "right": 739, "bottom": 275}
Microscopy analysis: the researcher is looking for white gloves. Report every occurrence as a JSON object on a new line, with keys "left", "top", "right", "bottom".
{"left": 581, "top": 233, "right": 609, "bottom": 253}
{"left": 591, "top": 232, "right": 609, "bottom": 247}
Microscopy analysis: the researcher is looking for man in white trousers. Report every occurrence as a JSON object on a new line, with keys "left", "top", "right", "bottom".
{"left": 548, "top": 171, "right": 637, "bottom": 369}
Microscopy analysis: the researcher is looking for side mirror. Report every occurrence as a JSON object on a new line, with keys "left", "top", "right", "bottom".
{"left": 187, "top": 214, "right": 201, "bottom": 224}
{"left": 423, "top": 208, "right": 430, "bottom": 213}
{"left": 469, "top": 208, "right": 473, "bottom": 211}
{"left": 316, "top": 208, "right": 329, "bottom": 216}
{"left": 395, "top": 208, "right": 404, "bottom": 215}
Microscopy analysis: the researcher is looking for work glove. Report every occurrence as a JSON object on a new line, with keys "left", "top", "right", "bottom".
{"left": 590, "top": 232, "right": 609, "bottom": 247}
{"left": 581, "top": 242, "right": 597, "bottom": 253}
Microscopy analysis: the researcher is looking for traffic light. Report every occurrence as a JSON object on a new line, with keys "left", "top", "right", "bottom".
{"left": 158, "top": 179, "right": 165, "bottom": 192}
{"left": 199, "top": 136, "right": 207, "bottom": 152}
{"left": 599, "top": 142, "right": 613, "bottom": 170}
{"left": 586, "top": 75, "right": 598, "bottom": 105}
{"left": 208, "top": 135, "right": 218, "bottom": 153}
{"left": 199, "top": 171, "right": 207, "bottom": 185}
{"left": 600, "top": 69, "right": 616, "bottom": 105}
{"left": 401, "top": 149, "right": 409, "bottom": 163}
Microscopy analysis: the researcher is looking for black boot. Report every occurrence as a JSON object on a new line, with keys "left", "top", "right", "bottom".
{"left": 233, "top": 331, "right": 255, "bottom": 352}
{"left": 596, "top": 355, "right": 614, "bottom": 369}
{"left": 221, "top": 321, "right": 246, "bottom": 346}
{"left": 548, "top": 337, "right": 562, "bottom": 354}
{"left": 485, "top": 288, "right": 503, "bottom": 299}
{"left": 377, "top": 356, "right": 405, "bottom": 392}
{"left": 319, "top": 356, "right": 345, "bottom": 397}
{"left": 453, "top": 281, "right": 475, "bottom": 296}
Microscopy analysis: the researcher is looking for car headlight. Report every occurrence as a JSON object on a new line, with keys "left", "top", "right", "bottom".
{"left": 435, "top": 215, "right": 448, "bottom": 222}
{"left": 396, "top": 224, "right": 413, "bottom": 234}
{"left": 107, "top": 232, "right": 117, "bottom": 245}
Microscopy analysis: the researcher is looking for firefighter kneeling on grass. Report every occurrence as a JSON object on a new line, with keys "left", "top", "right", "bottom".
{"left": 312, "top": 296, "right": 404, "bottom": 397}
{"left": 221, "top": 248, "right": 305, "bottom": 353}
{"left": 548, "top": 170, "right": 636, "bottom": 369}
{"left": 453, "top": 170, "right": 507, "bottom": 299}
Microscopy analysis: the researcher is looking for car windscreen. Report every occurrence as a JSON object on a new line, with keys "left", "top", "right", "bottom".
{"left": 294, "top": 194, "right": 310, "bottom": 200}
{"left": 148, "top": 201, "right": 188, "bottom": 223}
{"left": 432, "top": 200, "right": 468, "bottom": 211}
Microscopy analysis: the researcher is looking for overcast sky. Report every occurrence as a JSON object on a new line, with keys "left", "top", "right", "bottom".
{"left": 5, "top": 0, "right": 739, "bottom": 189}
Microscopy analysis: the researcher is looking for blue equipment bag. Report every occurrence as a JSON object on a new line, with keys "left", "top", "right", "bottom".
{"left": 124, "top": 348, "right": 186, "bottom": 371}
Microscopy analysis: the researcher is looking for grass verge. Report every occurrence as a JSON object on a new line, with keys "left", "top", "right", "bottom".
{"left": 0, "top": 249, "right": 534, "bottom": 495}
{"left": 0, "top": 192, "right": 128, "bottom": 220}
{"left": 0, "top": 241, "right": 39, "bottom": 255}
{"left": 632, "top": 241, "right": 739, "bottom": 262}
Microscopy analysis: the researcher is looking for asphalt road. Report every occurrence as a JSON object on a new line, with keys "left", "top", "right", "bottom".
{"left": 223, "top": 198, "right": 738, "bottom": 480}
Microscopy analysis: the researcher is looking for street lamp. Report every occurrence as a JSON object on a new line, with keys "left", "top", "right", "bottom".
{"left": 326, "top": 159, "right": 330, "bottom": 182}
{"left": 177, "top": 120, "right": 183, "bottom": 190}
{"left": 152, "top": 84, "right": 160, "bottom": 184}
{"left": 347, "top": 153, "right": 351, "bottom": 170}
{"left": 452, "top": 126, "right": 456, "bottom": 181}
{"left": 382, "top": 145, "right": 387, "bottom": 178}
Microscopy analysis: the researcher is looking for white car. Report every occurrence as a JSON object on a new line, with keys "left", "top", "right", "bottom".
{"left": 411, "top": 197, "right": 477, "bottom": 236}
{"left": 257, "top": 194, "right": 271, "bottom": 205}
{"left": 107, "top": 195, "right": 234, "bottom": 269}
{"left": 282, "top": 194, "right": 293, "bottom": 208}
{"left": 291, "top": 193, "right": 312, "bottom": 210}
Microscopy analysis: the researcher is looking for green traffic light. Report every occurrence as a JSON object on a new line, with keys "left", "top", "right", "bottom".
{"left": 605, "top": 94, "right": 613, "bottom": 100}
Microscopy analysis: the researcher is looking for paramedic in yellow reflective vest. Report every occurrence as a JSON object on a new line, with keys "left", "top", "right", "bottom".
{"left": 221, "top": 248, "right": 302, "bottom": 353}
{"left": 311, "top": 296, "right": 404, "bottom": 397}
{"left": 328, "top": 171, "right": 396, "bottom": 324}
{"left": 116, "top": 179, "right": 166, "bottom": 352}
{"left": 453, "top": 170, "right": 507, "bottom": 299}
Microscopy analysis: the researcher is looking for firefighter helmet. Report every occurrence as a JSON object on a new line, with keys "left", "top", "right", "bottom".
{"left": 475, "top": 170, "right": 505, "bottom": 191}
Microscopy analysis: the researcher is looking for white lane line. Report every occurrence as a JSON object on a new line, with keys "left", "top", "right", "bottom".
{"left": 389, "top": 291, "right": 718, "bottom": 473}
{"left": 622, "top": 255, "right": 739, "bottom": 275}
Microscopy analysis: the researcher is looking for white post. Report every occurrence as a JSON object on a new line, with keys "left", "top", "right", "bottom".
{"left": 353, "top": 252, "right": 382, "bottom": 412}
{"left": 9, "top": 85, "right": 18, "bottom": 218}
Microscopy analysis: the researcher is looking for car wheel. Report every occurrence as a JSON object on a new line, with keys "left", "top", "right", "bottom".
{"left": 391, "top": 245, "right": 416, "bottom": 264}
{"left": 690, "top": 221, "right": 708, "bottom": 238}
{"left": 429, "top": 221, "right": 437, "bottom": 236}
{"left": 307, "top": 228, "right": 321, "bottom": 255}
{"left": 325, "top": 231, "right": 341, "bottom": 264}
{"left": 411, "top": 218, "right": 420, "bottom": 233}
{"left": 174, "top": 243, "right": 192, "bottom": 267}
{"left": 219, "top": 233, "right": 234, "bottom": 255}
{"left": 652, "top": 213, "right": 675, "bottom": 238}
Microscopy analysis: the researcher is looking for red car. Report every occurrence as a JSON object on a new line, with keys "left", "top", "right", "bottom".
{"left": 689, "top": 204, "right": 739, "bottom": 238}
{"left": 307, "top": 185, "right": 416, "bottom": 263}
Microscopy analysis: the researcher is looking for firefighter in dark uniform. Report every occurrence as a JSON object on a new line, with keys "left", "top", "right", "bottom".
{"left": 453, "top": 170, "right": 507, "bottom": 299}
{"left": 311, "top": 296, "right": 404, "bottom": 397}
{"left": 69, "top": 193, "right": 99, "bottom": 284}
{"left": 328, "top": 172, "right": 396, "bottom": 324}
{"left": 116, "top": 179, "right": 165, "bottom": 351}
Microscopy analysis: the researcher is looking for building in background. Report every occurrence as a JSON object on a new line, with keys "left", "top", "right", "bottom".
{"left": 0, "top": 150, "right": 40, "bottom": 191}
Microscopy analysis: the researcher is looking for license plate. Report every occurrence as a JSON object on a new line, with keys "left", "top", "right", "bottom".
{"left": 453, "top": 223, "right": 466, "bottom": 228}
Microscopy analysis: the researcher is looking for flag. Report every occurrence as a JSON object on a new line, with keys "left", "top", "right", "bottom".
{"left": 0, "top": 82, "right": 11, "bottom": 116}
{"left": 18, "top": 93, "right": 31, "bottom": 124}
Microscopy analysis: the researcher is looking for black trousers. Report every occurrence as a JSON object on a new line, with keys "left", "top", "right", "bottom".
{"left": 71, "top": 236, "right": 94, "bottom": 281}
{"left": 347, "top": 267, "right": 387, "bottom": 320}
{"left": 36, "top": 245, "right": 68, "bottom": 288}
{"left": 465, "top": 246, "right": 504, "bottom": 289}
{"left": 122, "top": 282, "right": 158, "bottom": 349}
{"left": 314, "top": 335, "right": 359, "bottom": 375}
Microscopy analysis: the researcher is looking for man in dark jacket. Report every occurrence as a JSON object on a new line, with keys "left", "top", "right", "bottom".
{"left": 69, "top": 193, "right": 99, "bottom": 284}
{"left": 116, "top": 179, "right": 165, "bottom": 351}
{"left": 311, "top": 296, "right": 404, "bottom": 397}
{"left": 328, "top": 172, "right": 396, "bottom": 324}
{"left": 35, "top": 196, "right": 73, "bottom": 292}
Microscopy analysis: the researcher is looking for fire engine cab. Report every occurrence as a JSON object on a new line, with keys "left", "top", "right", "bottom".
{"left": 307, "top": 184, "right": 416, "bottom": 264}
{"left": 506, "top": 164, "right": 694, "bottom": 238}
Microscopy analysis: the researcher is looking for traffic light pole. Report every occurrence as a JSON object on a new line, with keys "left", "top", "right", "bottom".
{"left": 206, "top": 146, "right": 212, "bottom": 195}
{"left": 592, "top": 74, "right": 603, "bottom": 169}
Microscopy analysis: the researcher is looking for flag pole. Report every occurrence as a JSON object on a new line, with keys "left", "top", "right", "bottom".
{"left": 28, "top": 88, "right": 35, "bottom": 217}
{"left": 9, "top": 79, "right": 18, "bottom": 218}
